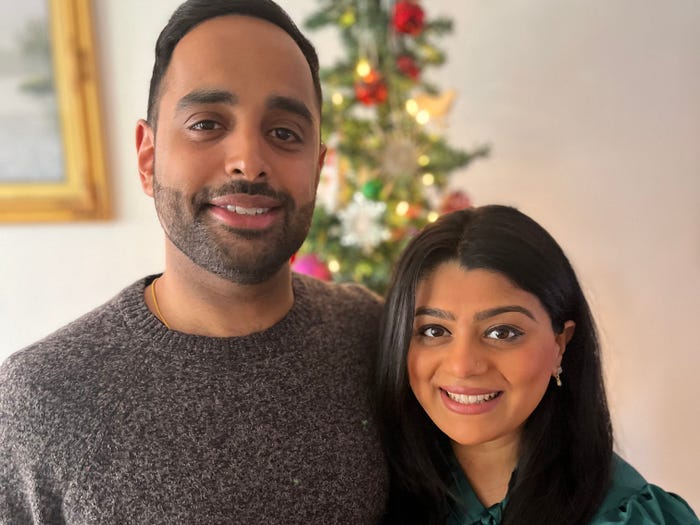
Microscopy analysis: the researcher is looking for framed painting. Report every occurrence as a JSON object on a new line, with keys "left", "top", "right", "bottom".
{"left": 0, "top": 0, "right": 110, "bottom": 222}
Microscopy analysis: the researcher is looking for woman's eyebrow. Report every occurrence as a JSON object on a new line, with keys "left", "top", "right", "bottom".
{"left": 414, "top": 306, "right": 455, "bottom": 320}
{"left": 474, "top": 305, "right": 536, "bottom": 321}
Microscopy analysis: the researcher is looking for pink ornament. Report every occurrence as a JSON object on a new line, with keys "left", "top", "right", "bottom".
{"left": 292, "top": 253, "right": 332, "bottom": 281}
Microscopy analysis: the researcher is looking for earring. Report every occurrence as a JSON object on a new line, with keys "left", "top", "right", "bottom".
{"left": 554, "top": 366, "right": 563, "bottom": 387}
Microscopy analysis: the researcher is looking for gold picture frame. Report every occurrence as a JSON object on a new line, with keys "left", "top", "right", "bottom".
{"left": 0, "top": 0, "right": 110, "bottom": 222}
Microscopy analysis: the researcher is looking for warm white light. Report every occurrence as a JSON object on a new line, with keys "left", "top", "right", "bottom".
{"left": 418, "top": 154, "right": 430, "bottom": 167}
{"left": 427, "top": 211, "right": 440, "bottom": 223}
{"left": 396, "top": 201, "right": 410, "bottom": 216}
{"left": 405, "top": 99, "right": 419, "bottom": 116}
{"left": 416, "top": 110, "right": 430, "bottom": 125}
{"left": 328, "top": 259, "right": 341, "bottom": 273}
{"left": 422, "top": 173, "right": 435, "bottom": 186}
{"left": 331, "top": 92, "right": 344, "bottom": 106}
{"left": 356, "top": 59, "right": 371, "bottom": 77}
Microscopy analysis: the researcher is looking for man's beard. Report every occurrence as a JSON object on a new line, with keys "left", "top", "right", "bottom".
{"left": 153, "top": 176, "right": 315, "bottom": 285}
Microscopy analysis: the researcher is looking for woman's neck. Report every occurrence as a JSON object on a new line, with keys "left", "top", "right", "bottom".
{"left": 452, "top": 434, "right": 520, "bottom": 508}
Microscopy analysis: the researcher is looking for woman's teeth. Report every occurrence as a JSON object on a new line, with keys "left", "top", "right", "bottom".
{"left": 445, "top": 391, "right": 499, "bottom": 405}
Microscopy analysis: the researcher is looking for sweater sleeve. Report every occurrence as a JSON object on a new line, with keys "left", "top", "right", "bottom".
{"left": 0, "top": 352, "right": 69, "bottom": 525}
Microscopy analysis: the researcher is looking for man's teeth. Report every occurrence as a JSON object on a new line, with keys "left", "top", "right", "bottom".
{"left": 224, "top": 205, "right": 269, "bottom": 215}
{"left": 445, "top": 391, "right": 499, "bottom": 405}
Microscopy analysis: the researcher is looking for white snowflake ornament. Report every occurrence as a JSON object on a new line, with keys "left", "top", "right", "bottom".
{"left": 337, "top": 193, "right": 390, "bottom": 254}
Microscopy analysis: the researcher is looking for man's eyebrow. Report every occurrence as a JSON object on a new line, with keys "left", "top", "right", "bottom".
{"left": 474, "top": 305, "right": 536, "bottom": 322}
{"left": 176, "top": 89, "right": 238, "bottom": 111}
{"left": 414, "top": 306, "right": 456, "bottom": 321}
{"left": 266, "top": 95, "right": 314, "bottom": 124}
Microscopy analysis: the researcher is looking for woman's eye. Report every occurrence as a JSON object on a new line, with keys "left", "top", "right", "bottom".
{"left": 189, "top": 120, "right": 221, "bottom": 131}
{"left": 484, "top": 325, "right": 524, "bottom": 341}
{"left": 418, "top": 325, "right": 449, "bottom": 338}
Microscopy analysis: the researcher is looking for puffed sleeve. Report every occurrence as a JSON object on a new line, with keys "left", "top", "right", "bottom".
{"left": 591, "top": 455, "right": 699, "bottom": 525}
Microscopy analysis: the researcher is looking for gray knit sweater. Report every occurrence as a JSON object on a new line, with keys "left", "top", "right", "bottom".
{"left": 0, "top": 274, "right": 388, "bottom": 524}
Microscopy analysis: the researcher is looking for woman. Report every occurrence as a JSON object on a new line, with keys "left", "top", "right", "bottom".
{"left": 376, "top": 205, "right": 698, "bottom": 525}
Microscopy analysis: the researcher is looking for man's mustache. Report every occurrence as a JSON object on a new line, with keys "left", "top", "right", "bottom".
{"left": 193, "top": 181, "right": 293, "bottom": 209}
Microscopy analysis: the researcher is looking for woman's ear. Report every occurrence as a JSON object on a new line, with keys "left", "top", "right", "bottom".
{"left": 136, "top": 119, "right": 155, "bottom": 196}
{"left": 556, "top": 320, "right": 576, "bottom": 359}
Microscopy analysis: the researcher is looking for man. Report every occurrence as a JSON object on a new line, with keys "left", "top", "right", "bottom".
{"left": 0, "top": 1, "right": 388, "bottom": 522}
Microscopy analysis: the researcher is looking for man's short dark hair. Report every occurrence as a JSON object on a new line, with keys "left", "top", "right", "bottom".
{"left": 147, "top": 0, "right": 321, "bottom": 126}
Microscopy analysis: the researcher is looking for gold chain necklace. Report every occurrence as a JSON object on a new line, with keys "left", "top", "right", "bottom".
{"left": 150, "top": 277, "right": 171, "bottom": 329}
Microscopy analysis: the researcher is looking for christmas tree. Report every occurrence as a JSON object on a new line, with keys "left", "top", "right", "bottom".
{"left": 293, "top": 0, "right": 488, "bottom": 294}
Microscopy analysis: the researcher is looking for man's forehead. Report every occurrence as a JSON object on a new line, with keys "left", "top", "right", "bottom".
{"left": 175, "top": 14, "right": 299, "bottom": 56}
{"left": 161, "top": 17, "right": 318, "bottom": 112}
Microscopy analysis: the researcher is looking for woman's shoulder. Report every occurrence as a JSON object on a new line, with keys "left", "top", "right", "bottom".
{"left": 591, "top": 453, "right": 699, "bottom": 524}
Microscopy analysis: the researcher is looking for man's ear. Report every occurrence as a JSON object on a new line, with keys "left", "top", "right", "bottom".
{"left": 315, "top": 142, "right": 328, "bottom": 189}
{"left": 136, "top": 119, "right": 155, "bottom": 197}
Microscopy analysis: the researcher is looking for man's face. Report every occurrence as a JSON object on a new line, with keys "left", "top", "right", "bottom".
{"left": 137, "top": 15, "right": 325, "bottom": 285}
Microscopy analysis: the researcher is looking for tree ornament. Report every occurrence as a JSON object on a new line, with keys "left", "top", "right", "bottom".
{"left": 396, "top": 54, "right": 420, "bottom": 80}
{"left": 413, "top": 89, "right": 456, "bottom": 119}
{"left": 380, "top": 135, "right": 420, "bottom": 177}
{"left": 291, "top": 253, "right": 332, "bottom": 281}
{"left": 354, "top": 70, "right": 388, "bottom": 105}
{"left": 337, "top": 193, "right": 390, "bottom": 254}
{"left": 361, "top": 179, "right": 383, "bottom": 200}
{"left": 440, "top": 189, "right": 472, "bottom": 214}
{"left": 392, "top": 1, "right": 425, "bottom": 36}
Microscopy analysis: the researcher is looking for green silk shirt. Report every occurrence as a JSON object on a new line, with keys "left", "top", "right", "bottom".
{"left": 446, "top": 454, "right": 698, "bottom": 525}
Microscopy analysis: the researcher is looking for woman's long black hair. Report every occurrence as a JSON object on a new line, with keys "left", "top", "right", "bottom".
{"left": 375, "top": 205, "right": 613, "bottom": 524}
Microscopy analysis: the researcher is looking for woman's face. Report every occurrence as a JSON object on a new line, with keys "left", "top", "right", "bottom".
{"left": 407, "top": 262, "right": 574, "bottom": 453}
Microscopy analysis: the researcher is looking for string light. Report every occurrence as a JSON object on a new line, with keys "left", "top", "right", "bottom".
{"left": 396, "top": 201, "right": 410, "bottom": 216}
{"left": 416, "top": 110, "right": 430, "bottom": 125}
{"left": 405, "top": 98, "right": 419, "bottom": 116}
{"left": 422, "top": 173, "right": 435, "bottom": 186}
{"left": 328, "top": 259, "right": 341, "bottom": 273}
{"left": 332, "top": 92, "right": 344, "bottom": 106}
{"left": 356, "top": 59, "right": 371, "bottom": 77}
{"left": 427, "top": 211, "right": 440, "bottom": 222}
{"left": 418, "top": 154, "right": 430, "bottom": 167}
{"left": 339, "top": 9, "right": 356, "bottom": 27}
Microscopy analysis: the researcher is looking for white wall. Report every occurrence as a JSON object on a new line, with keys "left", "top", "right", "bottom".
{"left": 0, "top": 0, "right": 697, "bottom": 510}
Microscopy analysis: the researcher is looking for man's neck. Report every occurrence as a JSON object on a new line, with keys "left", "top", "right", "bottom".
{"left": 144, "top": 248, "right": 295, "bottom": 338}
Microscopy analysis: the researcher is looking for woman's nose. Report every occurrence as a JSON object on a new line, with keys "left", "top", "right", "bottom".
{"left": 444, "top": 336, "right": 488, "bottom": 378}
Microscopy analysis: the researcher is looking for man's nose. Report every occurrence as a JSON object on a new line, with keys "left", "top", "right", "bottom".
{"left": 224, "top": 129, "right": 270, "bottom": 181}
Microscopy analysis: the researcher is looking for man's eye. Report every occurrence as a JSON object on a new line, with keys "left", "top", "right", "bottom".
{"left": 189, "top": 120, "right": 221, "bottom": 131}
{"left": 419, "top": 325, "right": 448, "bottom": 338}
{"left": 484, "top": 325, "right": 524, "bottom": 341}
{"left": 270, "top": 128, "right": 300, "bottom": 142}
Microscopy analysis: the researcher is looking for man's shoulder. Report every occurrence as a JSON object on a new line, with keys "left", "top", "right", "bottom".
{"left": 293, "top": 273, "right": 383, "bottom": 316}
{"left": 1, "top": 277, "right": 148, "bottom": 391}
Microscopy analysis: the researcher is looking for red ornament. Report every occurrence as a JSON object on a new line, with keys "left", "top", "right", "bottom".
{"left": 392, "top": 1, "right": 425, "bottom": 36}
{"left": 396, "top": 55, "right": 420, "bottom": 80}
{"left": 354, "top": 71, "right": 388, "bottom": 105}
{"left": 440, "top": 190, "right": 472, "bottom": 214}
